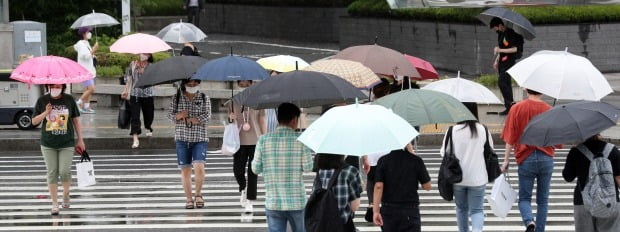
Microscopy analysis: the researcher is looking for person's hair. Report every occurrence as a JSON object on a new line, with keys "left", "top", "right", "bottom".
{"left": 180, "top": 79, "right": 201, "bottom": 92}
{"left": 145, "top": 53, "right": 154, "bottom": 63}
{"left": 46, "top": 84, "right": 67, "bottom": 94}
{"left": 372, "top": 78, "right": 391, "bottom": 99}
{"left": 526, "top": 88, "right": 542, "bottom": 95}
{"left": 77, "top": 27, "right": 92, "bottom": 39}
{"left": 456, "top": 120, "right": 479, "bottom": 138}
{"left": 277, "top": 103, "right": 301, "bottom": 124}
{"left": 586, "top": 134, "right": 602, "bottom": 142}
{"left": 315, "top": 154, "right": 345, "bottom": 169}
{"left": 489, "top": 17, "right": 504, "bottom": 28}
{"left": 237, "top": 80, "right": 253, "bottom": 84}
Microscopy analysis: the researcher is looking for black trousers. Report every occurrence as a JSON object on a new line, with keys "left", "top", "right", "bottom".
{"left": 129, "top": 96, "right": 154, "bottom": 136}
{"left": 498, "top": 63, "right": 515, "bottom": 110}
{"left": 187, "top": 6, "right": 200, "bottom": 27}
{"left": 233, "top": 145, "right": 257, "bottom": 200}
{"left": 380, "top": 204, "right": 421, "bottom": 232}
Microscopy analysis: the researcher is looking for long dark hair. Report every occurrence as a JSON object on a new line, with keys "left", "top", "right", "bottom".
{"left": 315, "top": 154, "right": 345, "bottom": 170}
{"left": 456, "top": 120, "right": 479, "bottom": 138}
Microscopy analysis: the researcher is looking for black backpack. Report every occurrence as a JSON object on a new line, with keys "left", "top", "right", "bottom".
{"left": 305, "top": 167, "right": 344, "bottom": 232}
{"left": 514, "top": 32, "right": 524, "bottom": 60}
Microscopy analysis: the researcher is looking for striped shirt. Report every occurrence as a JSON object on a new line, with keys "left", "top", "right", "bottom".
{"left": 317, "top": 165, "right": 363, "bottom": 223}
{"left": 265, "top": 108, "right": 278, "bottom": 133}
{"left": 166, "top": 92, "right": 211, "bottom": 142}
{"left": 252, "top": 126, "right": 314, "bottom": 211}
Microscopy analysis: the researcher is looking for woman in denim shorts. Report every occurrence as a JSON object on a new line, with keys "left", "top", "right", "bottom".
{"left": 167, "top": 79, "right": 211, "bottom": 209}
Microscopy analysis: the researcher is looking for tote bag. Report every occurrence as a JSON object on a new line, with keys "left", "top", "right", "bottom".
{"left": 487, "top": 174, "right": 517, "bottom": 218}
{"left": 221, "top": 122, "right": 240, "bottom": 156}
{"left": 438, "top": 126, "right": 462, "bottom": 201}
{"left": 117, "top": 100, "right": 131, "bottom": 129}
{"left": 76, "top": 151, "right": 96, "bottom": 188}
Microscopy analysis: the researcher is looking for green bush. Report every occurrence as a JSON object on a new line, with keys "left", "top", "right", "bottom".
{"left": 205, "top": 0, "right": 355, "bottom": 7}
{"left": 96, "top": 66, "right": 124, "bottom": 78}
{"left": 474, "top": 73, "right": 498, "bottom": 88}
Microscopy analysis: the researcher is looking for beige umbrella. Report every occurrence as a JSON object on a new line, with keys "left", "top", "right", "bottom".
{"left": 304, "top": 59, "right": 380, "bottom": 89}
{"left": 333, "top": 44, "right": 421, "bottom": 78}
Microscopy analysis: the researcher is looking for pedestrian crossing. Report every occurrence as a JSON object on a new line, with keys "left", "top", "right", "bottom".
{"left": 0, "top": 148, "right": 577, "bottom": 231}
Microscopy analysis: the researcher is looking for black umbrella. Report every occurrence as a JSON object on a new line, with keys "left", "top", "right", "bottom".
{"left": 477, "top": 7, "right": 536, "bottom": 40}
{"left": 135, "top": 56, "right": 208, "bottom": 87}
{"left": 520, "top": 101, "right": 620, "bottom": 146}
{"left": 232, "top": 70, "right": 367, "bottom": 109}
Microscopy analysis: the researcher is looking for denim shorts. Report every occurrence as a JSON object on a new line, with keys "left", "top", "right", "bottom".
{"left": 175, "top": 141, "right": 207, "bottom": 168}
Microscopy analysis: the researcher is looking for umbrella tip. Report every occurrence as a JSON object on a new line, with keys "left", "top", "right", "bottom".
{"left": 564, "top": 47, "right": 568, "bottom": 52}
{"left": 374, "top": 36, "right": 378, "bottom": 44}
{"left": 457, "top": 70, "right": 461, "bottom": 78}
{"left": 355, "top": 98, "right": 359, "bottom": 107}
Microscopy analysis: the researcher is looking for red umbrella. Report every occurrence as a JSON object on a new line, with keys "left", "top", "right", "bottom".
{"left": 404, "top": 54, "right": 439, "bottom": 80}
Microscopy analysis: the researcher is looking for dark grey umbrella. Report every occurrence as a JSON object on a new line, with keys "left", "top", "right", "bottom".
{"left": 232, "top": 70, "right": 367, "bottom": 109}
{"left": 477, "top": 7, "right": 536, "bottom": 40}
{"left": 520, "top": 101, "right": 620, "bottom": 146}
{"left": 135, "top": 56, "right": 208, "bottom": 87}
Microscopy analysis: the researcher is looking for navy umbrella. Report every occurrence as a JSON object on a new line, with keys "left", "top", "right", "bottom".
{"left": 477, "top": 7, "right": 536, "bottom": 40}
{"left": 135, "top": 56, "right": 208, "bottom": 87}
{"left": 232, "top": 70, "right": 367, "bottom": 109}
{"left": 520, "top": 101, "right": 620, "bottom": 147}
{"left": 191, "top": 55, "right": 269, "bottom": 81}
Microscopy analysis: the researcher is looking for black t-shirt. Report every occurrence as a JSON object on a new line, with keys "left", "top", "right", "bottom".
{"left": 562, "top": 140, "right": 620, "bottom": 205}
{"left": 375, "top": 149, "right": 431, "bottom": 206}
{"left": 497, "top": 28, "right": 521, "bottom": 70}
{"left": 33, "top": 94, "right": 80, "bottom": 149}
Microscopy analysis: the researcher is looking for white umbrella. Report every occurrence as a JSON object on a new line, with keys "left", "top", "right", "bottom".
{"left": 70, "top": 10, "right": 120, "bottom": 29}
{"left": 256, "top": 55, "right": 309, "bottom": 73}
{"left": 421, "top": 71, "right": 502, "bottom": 104}
{"left": 156, "top": 20, "right": 207, "bottom": 43}
{"left": 507, "top": 48, "right": 613, "bottom": 101}
{"left": 297, "top": 103, "right": 418, "bottom": 156}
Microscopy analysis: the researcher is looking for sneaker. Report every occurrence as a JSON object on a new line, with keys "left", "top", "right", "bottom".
{"left": 244, "top": 200, "right": 253, "bottom": 213}
{"left": 240, "top": 190, "right": 247, "bottom": 207}
{"left": 145, "top": 132, "right": 153, "bottom": 137}
{"left": 525, "top": 223, "right": 536, "bottom": 232}
{"left": 80, "top": 108, "right": 96, "bottom": 114}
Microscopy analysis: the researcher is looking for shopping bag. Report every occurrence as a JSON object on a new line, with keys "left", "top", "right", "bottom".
{"left": 221, "top": 122, "right": 240, "bottom": 156}
{"left": 117, "top": 99, "right": 131, "bottom": 129}
{"left": 76, "top": 150, "right": 96, "bottom": 188}
{"left": 486, "top": 174, "right": 517, "bottom": 218}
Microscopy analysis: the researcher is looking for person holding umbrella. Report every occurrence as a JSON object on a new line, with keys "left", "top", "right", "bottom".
{"left": 121, "top": 53, "right": 155, "bottom": 149}
{"left": 74, "top": 26, "right": 99, "bottom": 114}
{"left": 32, "top": 84, "right": 85, "bottom": 215}
{"left": 489, "top": 17, "right": 524, "bottom": 115}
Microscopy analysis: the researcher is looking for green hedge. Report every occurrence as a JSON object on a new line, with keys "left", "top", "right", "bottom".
{"left": 205, "top": 0, "right": 355, "bottom": 7}
{"left": 349, "top": 0, "right": 620, "bottom": 24}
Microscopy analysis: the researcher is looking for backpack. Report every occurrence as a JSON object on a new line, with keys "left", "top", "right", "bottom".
{"left": 305, "top": 167, "right": 344, "bottom": 232}
{"left": 514, "top": 32, "right": 524, "bottom": 60}
{"left": 173, "top": 90, "right": 206, "bottom": 113}
{"left": 577, "top": 143, "right": 618, "bottom": 218}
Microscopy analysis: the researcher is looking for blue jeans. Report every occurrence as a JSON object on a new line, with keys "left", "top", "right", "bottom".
{"left": 517, "top": 150, "right": 553, "bottom": 232}
{"left": 454, "top": 184, "right": 486, "bottom": 232}
{"left": 265, "top": 209, "right": 305, "bottom": 232}
{"left": 175, "top": 141, "right": 207, "bottom": 168}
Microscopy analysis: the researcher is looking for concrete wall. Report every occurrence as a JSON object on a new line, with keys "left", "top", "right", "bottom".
{"left": 339, "top": 17, "right": 620, "bottom": 75}
{"left": 0, "top": 23, "right": 12, "bottom": 69}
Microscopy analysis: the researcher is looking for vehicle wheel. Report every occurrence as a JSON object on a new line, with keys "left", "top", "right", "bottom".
{"left": 16, "top": 112, "right": 33, "bottom": 130}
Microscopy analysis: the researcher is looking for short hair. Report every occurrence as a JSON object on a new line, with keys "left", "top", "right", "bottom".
{"left": 46, "top": 84, "right": 67, "bottom": 94}
{"left": 489, "top": 17, "right": 504, "bottom": 28}
{"left": 525, "top": 88, "right": 542, "bottom": 95}
{"left": 315, "top": 154, "right": 345, "bottom": 170}
{"left": 180, "top": 79, "right": 201, "bottom": 92}
{"left": 277, "top": 103, "right": 301, "bottom": 124}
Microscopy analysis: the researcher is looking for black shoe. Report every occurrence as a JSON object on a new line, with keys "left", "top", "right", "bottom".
{"left": 525, "top": 223, "right": 535, "bottom": 232}
{"left": 499, "top": 109, "right": 510, "bottom": 115}
{"left": 364, "top": 207, "right": 373, "bottom": 222}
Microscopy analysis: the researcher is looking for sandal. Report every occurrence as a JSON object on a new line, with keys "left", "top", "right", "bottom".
{"left": 195, "top": 195, "right": 204, "bottom": 208}
{"left": 62, "top": 197, "right": 70, "bottom": 208}
{"left": 185, "top": 200, "right": 195, "bottom": 209}
{"left": 50, "top": 206, "right": 59, "bottom": 215}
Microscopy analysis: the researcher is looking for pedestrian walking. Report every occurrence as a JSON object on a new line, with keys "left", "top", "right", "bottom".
{"left": 562, "top": 134, "right": 620, "bottom": 232}
{"left": 490, "top": 17, "right": 524, "bottom": 115}
{"left": 180, "top": 42, "right": 200, "bottom": 56}
{"left": 74, "top": 26, "right": 98, "bottom": 114}
{"left": 183, "top": 0, "right": 203, "bottom": 27}
{"left": 373, "top": 143, "right": 432, "bottom": 232}
{"left": 227, "top": 80, "right": 266, "bottom": 213}
{"left": 501, "top": 89, "right": 557, "bottom": 232}
{"left": 440, "top": 120, "right": 493, "bottom": 232}
{"left": 121, "top": 53, "right": 155, "bottom": 149}
{"left": 252, "top": 103, "right": 314, "bottom": 232}
{"left": 167, "top": 79, "right": 211, "bottom": 209}
{"left": 32, "top": 84, "right": 85, "bottom": 215}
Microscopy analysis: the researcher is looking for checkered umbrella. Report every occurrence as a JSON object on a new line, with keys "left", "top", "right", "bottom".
{"left": 304, "top": 59, "right": 380, "bottom": 89}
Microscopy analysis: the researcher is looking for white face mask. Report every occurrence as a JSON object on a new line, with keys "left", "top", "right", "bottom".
{"left": 139, "top": 54, "right": 149, "bottom": 61}
{"left": 85, "top": 32, "right": 92, "bottom": 40}
{"left": 50, "top": 88, "right": 62, "bottom": 97}
{"left": 185, "top": 86, "right": 199, "bottom": 94}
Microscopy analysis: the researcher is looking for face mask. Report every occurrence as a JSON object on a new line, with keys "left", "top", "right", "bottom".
{"left": 85, "top": 32, "right": 92, "bottom": 40}
{"left": 185, "top": 86, "right": 198, "bottom": 94}
{"left": 50, "top": 88, "right": 62, "bottom": 97}
{"left": 139, "top": 54, "right": 149, "bottom": 61}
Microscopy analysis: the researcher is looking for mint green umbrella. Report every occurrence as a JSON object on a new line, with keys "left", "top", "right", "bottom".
{"left": 373, "top": 89, "right": 476, "bottom": 127}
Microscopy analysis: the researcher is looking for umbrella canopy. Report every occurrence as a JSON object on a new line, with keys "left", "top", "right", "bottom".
{"left": 520, "top": 101, "right": 620, "bottom": 147}
{"left": 110, "top": 33, "right": 172, "bottom": 54}
{"left": 304, "top": 59, "right": 380, "bottom": 89}
{"left": 135, "top": 56, "right": 208, "bottom": 87}
{"left": 404, "top": 54, "right": 439, "bottom": 80}
{"left": 298, "top": 104, "right": 418, "bottom": 156}
{"left": 232, "top": 70, "right": 367, "bottom": 109}
{"left": 373, "top": 89, "right": 476, "bottom": 126}
{"left": 477, "top": 7, "right": 536, "bottom": 40}
{"left": 256, "top": 55, "right": 309, "bottom": 73}
{"left": 156, "top": 20, "right": 207, "bottom": 43}
{"left": 421, "top": 71, "right": 502, "bottom": 104}
{"left": 192, "top": 55, "right": 269, "bottom": 81}
{"left": 10, "top": 56, "right": 93, "bottom": 84}
{"left": 333, "top": 44, "right": 421, "bottom": 77}
{"left": 507, "top": 49, "right": 613, "bottom": 101}
{"left": 70, "top": 10, "right": 119, "bottom": 29}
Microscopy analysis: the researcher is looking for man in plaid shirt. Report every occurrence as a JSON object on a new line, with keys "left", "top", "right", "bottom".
{"left": 252, "top": 103, "right": 314, "bottom": 232}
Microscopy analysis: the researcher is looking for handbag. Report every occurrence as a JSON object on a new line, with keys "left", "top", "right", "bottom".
{"left": 486, "top": 174, "right": 517, "bottom": 218}
{"left": 117, "top": 99, "right": 131, "bottom": 129}
{"left": 76, "top": 150, "right": 96, "bottom": 188}
{"left": 483, "top": 127, "right": 502, "bottom": 182}
{"left": 221, "top": 122, "right": 240, "bottom": 156}
{"left": 438, "top": 126, "right": 463, "bottom": 201}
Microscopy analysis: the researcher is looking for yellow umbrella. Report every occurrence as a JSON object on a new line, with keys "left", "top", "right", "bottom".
{"left": 256, "top": 55, "right": 309, "bottom": 73}
{"left": 304, "top": 59, "right": 380, "bottom": 89}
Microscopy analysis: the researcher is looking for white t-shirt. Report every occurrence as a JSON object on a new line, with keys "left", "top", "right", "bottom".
{"left": 440, "top": 123, "right": 493, "bottom": 187}
{"left": 367, "top": 151, "right": 390, "bottom": 166}
{"left": 73, "top": 40, "right": 96, "bottom": 76}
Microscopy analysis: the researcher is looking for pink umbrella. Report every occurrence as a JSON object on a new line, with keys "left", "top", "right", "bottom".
{"left": 10, "top": 56, "right": 93, "bottom": 84}
{"left": 110, "top": 33, "right": 172, "bottom": 54}
{"left": 404, "top": 54, "right": 439, "bottom": 80}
